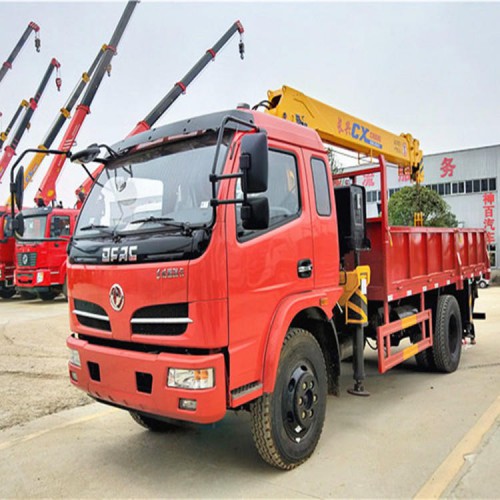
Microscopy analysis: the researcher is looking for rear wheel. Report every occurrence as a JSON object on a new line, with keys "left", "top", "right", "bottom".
{"left": 250, "top": 327, "right": 327, "bottom": 470}
{"left": 0, "top": 289, "right": 16, "bottom": 299}
{"left": 432, "top": 295, "right": 462, "bottom": 372}
{"left": 129, "top": 411, "right": 182, "bottom": 432}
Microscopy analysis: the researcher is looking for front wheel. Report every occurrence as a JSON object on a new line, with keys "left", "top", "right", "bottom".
{"left": 129, "top": 410, "right": 182, "bottom": 432}
{"left": 0, "top": 288, "right": 16, "bottom": 299}
{"left": 250, "top": 327, "right": 327, "bottom": 470}
{"left": 39, "top": 291, "right": 58, "bottom": 301}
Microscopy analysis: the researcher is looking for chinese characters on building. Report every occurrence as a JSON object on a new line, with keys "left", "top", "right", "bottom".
{"left": 483, "top": 192, "right": 496, "bottom": 245}
{"left": 440, "top": 157, "right": 456, "bottom": 178}
{"left": 362, "top": 173, "right": 375, "bottom": 187}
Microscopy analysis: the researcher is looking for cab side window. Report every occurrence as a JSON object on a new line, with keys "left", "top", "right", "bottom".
{"left": 310, "top": 158, "right": 331, "bottom": 216}
{"left": 237, "top": 149, "right": 300, "bottom": 239}
{"left": 50, "top": 216, "right": 71, "bottom": 237}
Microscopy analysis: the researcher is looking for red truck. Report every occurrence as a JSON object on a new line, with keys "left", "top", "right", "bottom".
{"left": 14, "top": 207, "right": 78, "bottom": 299}
{"left": 51, "top": 87, "right": 489, "bottom": 470}
{"left": 0, "top": 210, "right": 16, "bottom": 298}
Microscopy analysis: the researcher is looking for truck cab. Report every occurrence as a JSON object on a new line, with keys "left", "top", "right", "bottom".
{"left": 15, "top": 206, "right": 78, "bottom": 300}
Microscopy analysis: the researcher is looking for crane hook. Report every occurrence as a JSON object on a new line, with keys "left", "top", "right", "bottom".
{"left": 239, "top": 34, "right": 245, "bottom": 60}
{"left": 55, "top": 67, "right": 62, "bottom": 92}
{"left": 35, "top": 33, "right": 41, "bottom": 53}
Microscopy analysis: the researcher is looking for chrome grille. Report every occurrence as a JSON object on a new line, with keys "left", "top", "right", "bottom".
{"left": 73, "top": 298, "right": 111, "bottom": 331}
{"left": 17, "top": 252, "right": 37, "bottom": 267}
{"left": 131, "top": 303, "right": 190, "bottom": 335}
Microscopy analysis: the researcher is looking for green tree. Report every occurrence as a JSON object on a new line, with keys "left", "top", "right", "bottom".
{"left": 388, "top": 185, "right": 458, "bottom": 227}
{"left": 326, "top": 147, "right": 342, "bottom": 175}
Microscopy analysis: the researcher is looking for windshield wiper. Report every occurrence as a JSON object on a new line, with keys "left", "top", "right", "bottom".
{"left": 79, "top": 224, "right": 115, "bottom": 236}
{"left": 129, "top": 216, "right": 204, "bottom": 235}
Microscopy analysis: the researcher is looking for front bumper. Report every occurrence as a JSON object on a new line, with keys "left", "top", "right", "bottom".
{"left": 15, "top": 268, "right": 58, "bottom": 289}
{"left": 0, "top": 263, "right": 14, "bottom": 288}
{"left": 67, "top": 334, "right": 227, "bottom": 424}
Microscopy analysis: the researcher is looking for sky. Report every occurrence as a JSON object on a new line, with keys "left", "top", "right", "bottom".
{"left": 0, "top": 0, "right": 499, "bottom": 207}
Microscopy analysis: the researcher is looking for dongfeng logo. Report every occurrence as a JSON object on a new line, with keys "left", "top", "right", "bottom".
{"left": 109, "top": 284, "right": 125, "bottom": 311}
{"left": 22, "top": 254, "right": 29, "bottom": 266}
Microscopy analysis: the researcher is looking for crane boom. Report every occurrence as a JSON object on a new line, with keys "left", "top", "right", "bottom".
{"left": 0, "top": 21, "right": 40, "bottom": 86}
{"left": 0, "top": 57, "right": 60, "bottom": 183}
{"left": 35, "top": 1, "right": 138, "bottom": 207}
{"left": 0, "top": 99, "right": 29, "bottom": 151}
{"left": 2, "top": 45, "right": 106, "bottom": 206}
{"left": 75, "top": 19, "right": 245, "bottom": 203}
{"left": 6, "top": 44, "right": 108, "bottom": 207}
{"left": 264, "top": 85, "right": 424, "bottom": 182}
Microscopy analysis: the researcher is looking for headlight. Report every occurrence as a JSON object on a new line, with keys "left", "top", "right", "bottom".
{"left": 167, "top": 368, "right": 214, "bottom": 390}
{"left": 69, "top": 349, "right": 81, "bottom": 367}
{"left": 36, "top": 271, "right": 44, "bottom": 284}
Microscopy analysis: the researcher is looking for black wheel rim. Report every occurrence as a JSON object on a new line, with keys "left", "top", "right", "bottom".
{"left": 282, "top": 363, "right": 320, "bottom": 442}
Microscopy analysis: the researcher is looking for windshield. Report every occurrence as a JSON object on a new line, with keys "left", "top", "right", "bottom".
{"left": 23, "top": 216, "right": 48, "bottom": 240}
{"left": 75, "top": 131, "right": 232, "bottom": 238}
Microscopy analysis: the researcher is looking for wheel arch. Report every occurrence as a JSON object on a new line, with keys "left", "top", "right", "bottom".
{"left": 262, "top": 294, "right": 341, "bottom": 395}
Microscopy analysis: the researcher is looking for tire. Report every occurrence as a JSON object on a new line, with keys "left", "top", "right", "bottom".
{"left": 129, "top": 410, "right": 181, "bottom": 432}
{"left": 39, "top": 291, "right": 58, "bottom": 301}
{"left": 0, "top": 289, "right": 16, "bottom": 299}
{"left": 415, "top": 347, "right": 436, "bottom": 371}
{"left": 432, "top": 295, "right": 462, "bottom": 373}
{"left": 413, "top": 323, "right": 436, "bottom": 371}
{"left": 20, "top": 291, "right": 37, "bottom": 300}
{"left": 62, "top": 280, "right": 68, "bottom": 300}
{"left": 250, "top": 327, "right": 327, "bottom": 470}
{"left": 478, "top": 280, "right": 487, "bottom": 289}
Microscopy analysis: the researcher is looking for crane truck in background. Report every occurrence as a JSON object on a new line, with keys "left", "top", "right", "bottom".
{"left": 29, "top": 80, "right": 488, "bottom": 470}
{"left": 0, "top": 21, "right": 40, "bottom": 88}
{"left": 0, "top": 57, "right": 60, "bottom": 298}
{"left": 9, "top": 44, "right": 108, "bottom": 300}
{"left": 13, "top": 17, "right": 245, "bottom": 300}
{"left": 12, "top": 0, "right": 138, "bottom": 301}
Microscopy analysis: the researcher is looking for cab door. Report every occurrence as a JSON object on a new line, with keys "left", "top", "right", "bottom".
{"left": 48, "top": 214, "right": 71, "bottom": 284}
{"left": 225, "top": 141, "right": 314, "bottom": 392}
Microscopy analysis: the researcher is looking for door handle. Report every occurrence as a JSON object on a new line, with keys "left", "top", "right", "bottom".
{"left": 297, "top": 259, "right": 313, "bottom": 278}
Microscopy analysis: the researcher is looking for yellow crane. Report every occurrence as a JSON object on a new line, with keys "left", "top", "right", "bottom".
{"left": 263, "top": 85, "right": 424, "bottom": 183}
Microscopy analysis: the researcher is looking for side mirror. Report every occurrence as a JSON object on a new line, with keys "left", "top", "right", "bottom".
{"left": 12, "top": 212, "right": 24, "bottom": 238}
{"left": 13, "top": 166, "right": 24, "bottom": 212}
{"left": 240, "top": 133, "right": 268, "bottom": 194}
{"left": 241, "top": 196, "right": 269, "bottom": 230}
{"left": 71, "top": 144, "right": 101, "bottom": 165}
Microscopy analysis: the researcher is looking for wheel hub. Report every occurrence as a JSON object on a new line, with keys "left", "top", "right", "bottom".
{"left": 283, "top": 365, "right": 320, "bottom": 440}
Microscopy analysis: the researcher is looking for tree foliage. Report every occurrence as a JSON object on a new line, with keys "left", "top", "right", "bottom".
{"left": 326, "top": 147, "right": 342, "bottom": 175}
{"left": 388, "top": 185, "right": 458, "bottom": 227}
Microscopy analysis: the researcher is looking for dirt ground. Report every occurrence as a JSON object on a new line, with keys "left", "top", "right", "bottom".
{"left": 0, "top": 297, "right": 90, "bottom": 430}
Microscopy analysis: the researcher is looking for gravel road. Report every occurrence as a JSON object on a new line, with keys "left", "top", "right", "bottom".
{"left": 0, "top": 297, "right": 90, "bottom": 430}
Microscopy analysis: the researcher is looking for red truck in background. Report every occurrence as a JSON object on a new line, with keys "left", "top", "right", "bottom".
{"left": 27, "top": 86, "right": 485, "bottom": 469}
{"left": 0, "top": 210, "right": 16, "bottom": 298}
{"left": 15, "top": 207, "right": 78, "bottom": 299}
